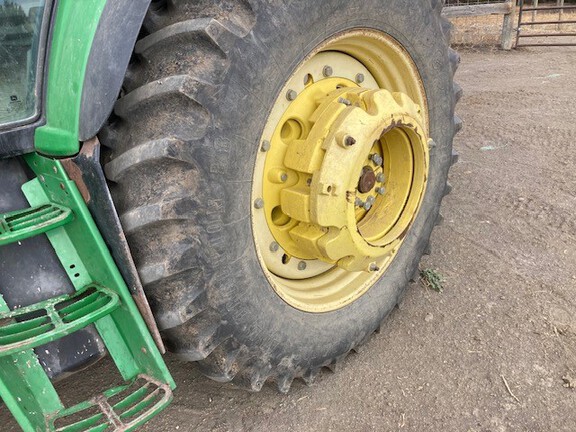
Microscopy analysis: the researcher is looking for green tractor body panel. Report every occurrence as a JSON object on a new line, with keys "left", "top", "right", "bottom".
{"left": 35, "top": 0, "right": 107, "bottom": 156}
{"left": 0, "top": 1, "right": 176, "bottom": 430}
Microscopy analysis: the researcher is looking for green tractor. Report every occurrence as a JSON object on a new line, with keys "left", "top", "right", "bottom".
{"left": 0, "top": 0, "right": 461, "bottom": 430}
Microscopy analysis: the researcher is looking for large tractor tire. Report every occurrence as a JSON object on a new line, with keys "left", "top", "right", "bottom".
{"left": 101, "top": 0, "right": 461, "bottom": 392}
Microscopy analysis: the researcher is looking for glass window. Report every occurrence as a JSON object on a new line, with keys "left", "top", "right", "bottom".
{"left": 0, "top": 0, "right": 47, "bottom": 127}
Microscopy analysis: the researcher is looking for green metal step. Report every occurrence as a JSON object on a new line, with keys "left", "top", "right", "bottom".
{"left": 48, "top": 375, "right": 173, "bottom": 432}
{"left": 0, "top": 203, "right": 73, "bottom": 246}
{"left": 0, "top": 284, "right": 119, "bottom": 357}
{"left": 0, "top": 154, "right": 175, "bottom": 432}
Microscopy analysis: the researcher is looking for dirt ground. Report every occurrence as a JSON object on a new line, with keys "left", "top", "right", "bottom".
{"left": 3, "top": 47, "right": 576, "bottom": 431}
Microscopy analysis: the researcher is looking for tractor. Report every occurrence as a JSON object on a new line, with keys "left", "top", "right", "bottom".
{"left": 0, "top": 0, "right": 461, "bottom": 430}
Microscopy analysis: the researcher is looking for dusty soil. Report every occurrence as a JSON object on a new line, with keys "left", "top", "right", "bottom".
{"left": 3, "top": 47, "right": 576, "bottom": 431}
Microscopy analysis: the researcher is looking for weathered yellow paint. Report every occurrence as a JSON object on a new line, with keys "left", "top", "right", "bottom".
{"left": 251, "top": 32, "right": 430, "bottom": 312}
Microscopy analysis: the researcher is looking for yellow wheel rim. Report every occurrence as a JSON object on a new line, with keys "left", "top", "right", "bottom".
{"left": 251, "top": 30, "right": 430, "bottom": 313}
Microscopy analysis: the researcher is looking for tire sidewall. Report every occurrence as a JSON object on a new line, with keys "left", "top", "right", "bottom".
{"left": 195, "top": 0, "right": 453, "bottom": 368}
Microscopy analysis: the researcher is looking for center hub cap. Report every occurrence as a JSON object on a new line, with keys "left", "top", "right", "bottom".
{"left": 358, "top": 167, "right": 376, "bottom": 194}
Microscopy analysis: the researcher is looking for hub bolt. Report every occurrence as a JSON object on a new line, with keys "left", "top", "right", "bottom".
{"left": 280, "top": 172, "right": 288, "bottom": 182}
{"left": 253, "top": 198, "right": 264, "bottom": 209}
{"left": 286, "top": 89, "right": 298, "bottom": 101}
{"left": 371, "top": 154, "right": 383, "bottom": 166}
{"left": 355, "top": 73, "right": 365, "bottom": 84}
{"left": 338, "top": 97, "right": 352, "bottom": 106}
{"left": 323, "top": 65, "right": 333, "bottom": 77}
{"left": 344, "top": 135, "right": 356, "bottom": 147}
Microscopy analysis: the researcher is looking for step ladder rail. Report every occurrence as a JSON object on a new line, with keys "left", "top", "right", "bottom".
{"left": 0, "top": 152, "right": 175, "bottom": 431}
{"left": 23, "top": 154, "right": 174, "bottom": 386}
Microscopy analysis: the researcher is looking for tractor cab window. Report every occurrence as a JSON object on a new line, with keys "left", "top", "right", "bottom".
{"left": 0, "top": 0, "right": 46, "bottom": 127}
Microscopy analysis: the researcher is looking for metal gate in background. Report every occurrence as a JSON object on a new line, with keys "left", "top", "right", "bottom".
{"left": 443, "top": 0, "right": 517, "bottom": 50}
{"left": 516, "top": 0, "right": 576, "bottom": 47}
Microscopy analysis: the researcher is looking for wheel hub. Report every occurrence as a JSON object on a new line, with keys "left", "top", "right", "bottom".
{"left": 251, "top": 32, "right": 430, "bottom": 312}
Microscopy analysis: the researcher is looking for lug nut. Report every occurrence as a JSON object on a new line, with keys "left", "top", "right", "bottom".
{"left": 298, "top": 261, "right": 307, "bottom": 271}
{"left": 369, "top": 262, "right": 380, "bottom": 272}
{"left": 371, "top": 154, "right": 383, "bottom": 166}
{"left": 323, "top": 65, "right": 333, "bottom": 77}
{"left": 306, "top": 178, "right": 312, "bottom": 186}
{"left": 286, "top": 89, "right": 297, "bottom": 101}
{"left": 253, "top": 198, "right": 264, "bottom": 209}
{"left": 355, "top": 73, "right": 365, "bottom": 84}
{"left": 376, "top": 173, "right": 385, "bottom": 183}
{"left": 280, "top": 172, "right": 288, "bottom": 182}
{"left": 260, "top": 140, "right": 271, "bottom": 152}
{"left": 366, "top": 196, "right": 375, "bottom": 205}
{"left": 270, "top": 242, "right": 279, "bottom": 252}
{"left": 338, "top": 97, "right": 352, "bottom": 106}
{"left": 428, "top": 139, "right": 437, "bottom": 149}
{"left": 376, "top": 187, "right": 386, "bottom": 195}
{"left": 363, "top": 201, "right": 373, "bottom": 211}
{"left": 355, "top": 198, "right": 364, "bottom": 207}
